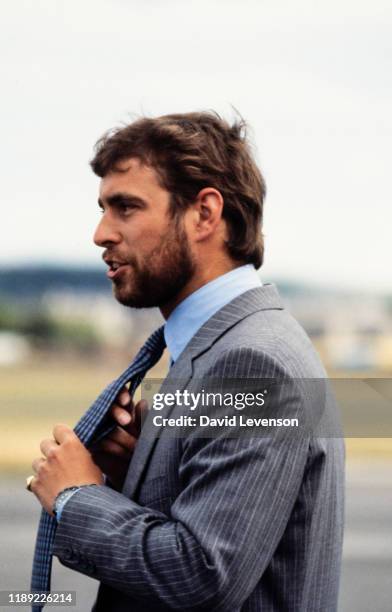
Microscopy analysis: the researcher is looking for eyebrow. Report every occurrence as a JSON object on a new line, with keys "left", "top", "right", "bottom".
{"left": 98, "top": 193, "right": 147, "bottom": 209}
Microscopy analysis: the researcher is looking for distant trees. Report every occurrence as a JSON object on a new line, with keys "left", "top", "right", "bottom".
{"left": 0, "top": 303, "right": 99, "bottom": 354}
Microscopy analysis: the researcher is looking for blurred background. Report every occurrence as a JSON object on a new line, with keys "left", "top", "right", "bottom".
{"left": 0, "top": 1, "right": 391, "bottom": 610}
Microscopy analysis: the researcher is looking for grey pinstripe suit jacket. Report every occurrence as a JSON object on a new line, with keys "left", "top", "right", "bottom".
{"left": 53, "top": 284, "right": 345, "bottom": 611}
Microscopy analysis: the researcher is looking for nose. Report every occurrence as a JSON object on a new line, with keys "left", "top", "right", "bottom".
{"left": 93, "top": 213, "right": 122, "bottom": 247}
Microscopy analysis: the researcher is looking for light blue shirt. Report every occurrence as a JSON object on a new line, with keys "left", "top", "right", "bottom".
{"left": 56, "top": 264, "right": 261, "bottom": 521}
{"left": 164, "top": 264, "right": 262, "bottom": 363}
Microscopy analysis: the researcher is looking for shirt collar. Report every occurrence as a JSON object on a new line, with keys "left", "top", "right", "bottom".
{"left": 164, "top": 264, "right": 262, "bottom": 363}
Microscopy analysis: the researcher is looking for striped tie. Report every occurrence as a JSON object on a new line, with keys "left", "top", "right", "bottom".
{"left": 30, "top": 326, "right": 166, "bottom": 609}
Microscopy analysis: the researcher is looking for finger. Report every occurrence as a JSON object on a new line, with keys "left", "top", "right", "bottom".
{"left": 97, "top": 437, "right": 136, "bottom": 458}
{"left": 110, "top": 399, "right": 148, "bottom": 433}
{"left": 119, "top": 399, "right": 148, "bottom": 436}
{"left": 40, "top": 438, "right": 58, "bottom": 458}
{"left": 106, "top": 426, "right": 137, "bottom": 450}
{"left": 111, "top": 404, "right": 133, "bottom": 427}
{"left": 32, "top": 457, "right": 45, "bottom": 473}
{"left": 53, "top": 423, "right": 75, "bottom": 445}
{"left": 92, "top": 427, "right": 136, "bottom": 455}
{"left": 117, "top": 388, "right": 132, "bottom": 407}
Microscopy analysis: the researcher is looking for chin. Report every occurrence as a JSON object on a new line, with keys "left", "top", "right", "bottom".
{"left": 112, "top": 283, "right": 147, "bottom": 308}
{"left": 112, "top": 282, "right": 133, "bottom": 305}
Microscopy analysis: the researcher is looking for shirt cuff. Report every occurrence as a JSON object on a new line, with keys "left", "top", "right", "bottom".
{"left": 55, "top": 488, "right": 81, "bottom": 522}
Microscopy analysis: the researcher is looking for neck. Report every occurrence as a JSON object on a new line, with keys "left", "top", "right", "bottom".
{"left": 160, "top": 260, "right": 240, "bottom": 320}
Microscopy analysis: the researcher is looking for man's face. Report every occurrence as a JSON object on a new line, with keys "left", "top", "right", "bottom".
{"left": 94, "top": 158, "right": 196, "bottom": 309}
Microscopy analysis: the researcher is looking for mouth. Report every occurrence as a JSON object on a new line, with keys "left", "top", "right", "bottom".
{"left": 104, "top": 259, "right": 129, "bottom": 280}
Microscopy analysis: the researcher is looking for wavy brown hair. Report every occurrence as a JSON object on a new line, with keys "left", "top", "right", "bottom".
{"left": 90, "top": 111, "right": 266, "bottom": 268}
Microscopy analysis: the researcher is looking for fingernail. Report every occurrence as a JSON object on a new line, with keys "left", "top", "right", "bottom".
{"left": 119, "top": 413, "right": 131, "bottom": 425}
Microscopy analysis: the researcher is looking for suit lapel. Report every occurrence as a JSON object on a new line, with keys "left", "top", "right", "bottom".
{"left": 122, "top": 283, "right": 284, "bottom": 498}
{"left": 122, "top": 355, "right": 193, "bottom": 498}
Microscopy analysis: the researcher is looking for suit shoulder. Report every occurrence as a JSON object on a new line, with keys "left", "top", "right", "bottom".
{"left": 197, "top": 308, "right": 327, "bottom": 378}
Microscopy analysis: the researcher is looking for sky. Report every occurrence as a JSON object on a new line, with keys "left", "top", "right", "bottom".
{"left": 1, "top": 0, "right": 391, "bottom": 292}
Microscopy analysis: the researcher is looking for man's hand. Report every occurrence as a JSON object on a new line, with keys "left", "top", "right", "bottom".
{"left": 30, "top": 424, "right": 104, "bottom": 515}
{"left": 90, "top": 387, "right": 148, "bottom": 491}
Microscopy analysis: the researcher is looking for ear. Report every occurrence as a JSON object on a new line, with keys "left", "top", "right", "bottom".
{"left": 192, "top": 187, "right": 224, "bottom": 242}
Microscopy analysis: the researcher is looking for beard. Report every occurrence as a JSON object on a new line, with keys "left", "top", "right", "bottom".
{"left": 111, "top": 217, "right": 196, "bottom": 309}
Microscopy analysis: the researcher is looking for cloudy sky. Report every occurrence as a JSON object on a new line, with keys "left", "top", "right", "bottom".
{"left": 1, "top": 0, "right": 391, "bottom": 292}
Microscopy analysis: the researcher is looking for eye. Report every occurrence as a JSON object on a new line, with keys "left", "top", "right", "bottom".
{"left": 119, "top": 202, "right": 138, "bottom": 214}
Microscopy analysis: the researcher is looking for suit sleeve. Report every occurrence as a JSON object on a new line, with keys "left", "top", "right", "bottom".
{"left": 52, "top": 348, "right": 310, "bottom": 611}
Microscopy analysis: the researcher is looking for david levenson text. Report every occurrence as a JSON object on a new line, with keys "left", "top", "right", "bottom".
{"left": 152, "top": 415, "right": 299, "bottom": 428}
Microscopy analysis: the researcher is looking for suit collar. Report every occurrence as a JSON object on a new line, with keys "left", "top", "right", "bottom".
{"left": 164, "top": 264, "right": 262, "bottom": 362}
{"left": 175, "top": 283, "right": 284, "bottom": 362}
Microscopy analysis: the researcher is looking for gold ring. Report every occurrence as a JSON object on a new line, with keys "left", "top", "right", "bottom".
{"left": 26, "top": 475, "right": 35, "bottom": 491}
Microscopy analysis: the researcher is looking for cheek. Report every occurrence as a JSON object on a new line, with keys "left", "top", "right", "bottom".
{"left": 130, "top": 222, "right": 161, "bottom": 246}
{"left": 121, "top": 216, "right": 174, "bottom": 260}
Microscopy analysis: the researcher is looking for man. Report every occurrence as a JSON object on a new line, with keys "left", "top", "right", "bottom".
{"left": 29, "top": 112, "right": 344, "bottom": 611}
